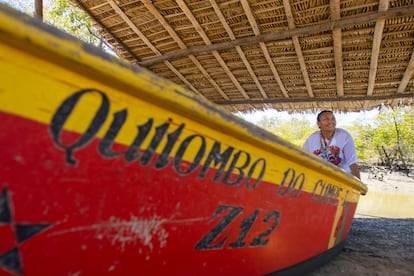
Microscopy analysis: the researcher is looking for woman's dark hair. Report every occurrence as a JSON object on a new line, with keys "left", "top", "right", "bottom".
{"left": 317, "top": 110, "right": 333, "bottom": 122}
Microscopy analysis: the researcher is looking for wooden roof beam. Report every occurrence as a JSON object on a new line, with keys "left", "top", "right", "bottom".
{"left": 391, "top": 47, "right": 414, "bottom": 105}
{"left": 398, "top": 49, "right": 414, "bottom": 93}
{"left": 140, "top": 0, "right": 225, "bottom": 100}
{"left": 283, "top": 0, "right": 315, "bottom": 112}
{"left": 214, "top": 92, "right": 414, "bottom": 105}
{"left": 87, "top": 2, "right": 108, "bottom": 11}
{"left": 214, "top": 0, "right": 268, "bottom": 99}
{"left": 240, "top": 0, "right": 274, "bottom": 100}
{"left": 176, "top": 0, "right": 250, "bottom": 100}
{"left": 70, "top": 0, "right": 139, "bottom": 62}
{"left": 139, "top": 5, "right": 414, "bottom": 66}
{"left": 108, "top": 0, "right": 208, "bottom": 98}
{"left": 108, "top": 0, "right": 159, "bottom": 54}
{"left": 241, "top": 0, "right": 290, "bottom": 108}
{"left": 240, "top": 0, "right": 292, "bottom": 108}
{"left": 364, "top": 0, "right": 389, "bottom": 108}
{"left": 330, "top": 0, "right": 344, "bottom": 110}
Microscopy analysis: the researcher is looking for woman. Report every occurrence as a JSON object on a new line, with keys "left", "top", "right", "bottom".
{"left": 303, "top": 110, "right": 360, "bottom": 179}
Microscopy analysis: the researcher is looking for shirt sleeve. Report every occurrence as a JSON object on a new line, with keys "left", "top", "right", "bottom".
{"left": 342, "top": 130, "right": 358, "bottom": 166}
{"left": 303, "top": 132, "right": 316, "bottom": 152}
{"left": 303, "top": 138, "right": 310, "bottom": 151}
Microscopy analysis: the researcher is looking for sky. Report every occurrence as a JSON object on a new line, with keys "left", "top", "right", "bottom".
{"left": 237, "top": 108, "right": 379, "bottom": 127}
{"left": 0, "top": 0, "right": 51, "bottom": 12}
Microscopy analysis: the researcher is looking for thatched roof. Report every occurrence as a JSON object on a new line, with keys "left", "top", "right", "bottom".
{"left": 69, "top": 0, "right": 414, "bottom": 113}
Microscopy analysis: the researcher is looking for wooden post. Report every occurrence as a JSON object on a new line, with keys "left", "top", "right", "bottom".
{"left": 34, "top": 0, "right": 43, "bottom": 21}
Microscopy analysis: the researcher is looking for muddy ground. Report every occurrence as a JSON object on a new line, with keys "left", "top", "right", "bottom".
{"left": 310, "top": 170, "right": 414, "bottom": 275}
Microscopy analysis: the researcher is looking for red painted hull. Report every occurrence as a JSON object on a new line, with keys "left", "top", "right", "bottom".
{"left": 0, "top": 111, "right": 356, "bottom": 275}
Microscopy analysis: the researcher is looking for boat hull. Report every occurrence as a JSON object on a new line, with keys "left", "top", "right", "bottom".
{"left": 0, "top": 5, "right": 366, "bottom": 275}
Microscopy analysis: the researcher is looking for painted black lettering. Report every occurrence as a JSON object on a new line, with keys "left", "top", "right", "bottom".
{"left": 325, "top": 184, "right": 337, "bottom": 197}
{"left": 250, "top": 211, "right": 280, "bottom": 247}
{"left": 277, "top": 168, "right": 293, "bottom": 196}
{"left": 198, "top": 142, "right": 233, "bottom": 181}
{"left": 311, "top": 179, "right": 323, "bottom": 201}
{"left": 155, "top": 123, "right": 185, "bottom": 169}
{"left": 312, "top": 180, "right": 342, "bottom": 205}
{"left": 124, "top": 118, "right": 153, "bottom": 162}
{"left": 229, "top": 210, "right": 259, "bottom": 248}
{"left": 98, "top": 109, "right": 127, "bottom": 158}
{"left": 289, "top": 172, "right": 305, "bottom": 198}
{"left": 222, "top": 151, "right": 250, "bottom": 186}
{"left": 50, "top": 89, "right": 109, "bottom": 165}
{"left": 245, "top": 158, "right": 266, "bottom": 190}
{"left": 324, "top": 184, "right": 341, "bottom": 205}
{"left": 194, "top": 205, "right": 242, "bottom": 250}
{"left": 174, "top": 134, "right": 206, "bottom": 175}
{"left": 140, "top": 121, "right": 170, "bottom": 166}
{"left": 277, "top": 168, "right": 297, "bottom": 196}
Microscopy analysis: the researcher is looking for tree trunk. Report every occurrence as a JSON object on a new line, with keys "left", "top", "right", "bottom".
{"left": 391, "top": 107, "right": 408, "bottom": 172}
{"left": 381, "top": 146, "right": 393, "bottom": 169}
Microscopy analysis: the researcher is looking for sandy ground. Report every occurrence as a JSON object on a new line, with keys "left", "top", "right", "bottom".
{"left": 310, "top": 169, "right": 414, "bottom": 275}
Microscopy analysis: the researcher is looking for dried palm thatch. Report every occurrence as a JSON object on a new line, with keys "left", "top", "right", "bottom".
{"left": 68, "top": 0, "right": 414, "bottom": 113}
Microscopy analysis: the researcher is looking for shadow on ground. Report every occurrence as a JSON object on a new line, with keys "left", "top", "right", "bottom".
{"left": 310, "top": 218, "right": 414, "bottom": 275}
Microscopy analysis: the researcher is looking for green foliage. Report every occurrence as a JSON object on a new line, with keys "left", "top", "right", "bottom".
{"left": 45, "top": 0, "right": 102, "bottom": 46}
{"left": 348, "top": 106, "right": 413, "bottom": 164}
{"left": 271, "top": 116, "right": 315, "bottom": 147}
{"left": 239, "top": 107, "right": 413, "bottom": 165}
{"left": 1, "top": 0, "right": 109, "bottom": 49}
{"left": 254, "top": 115, "right": 280, "bottom": 130}
{"left": 348, "top": 122, "right": 375, "bottom": 161}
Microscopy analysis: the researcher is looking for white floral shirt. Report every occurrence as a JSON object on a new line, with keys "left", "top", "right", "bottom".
{"left": 303, "top": 128, "right": 358, "bottom": 173}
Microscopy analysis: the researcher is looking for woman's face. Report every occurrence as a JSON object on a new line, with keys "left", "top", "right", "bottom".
{"left": 317, "top": 112, "right": 336, "bottom": 132}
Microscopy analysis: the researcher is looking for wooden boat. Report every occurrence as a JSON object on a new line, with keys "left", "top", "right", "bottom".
{"left": 0, "top": 5, "right": 367, "bottom": 276}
